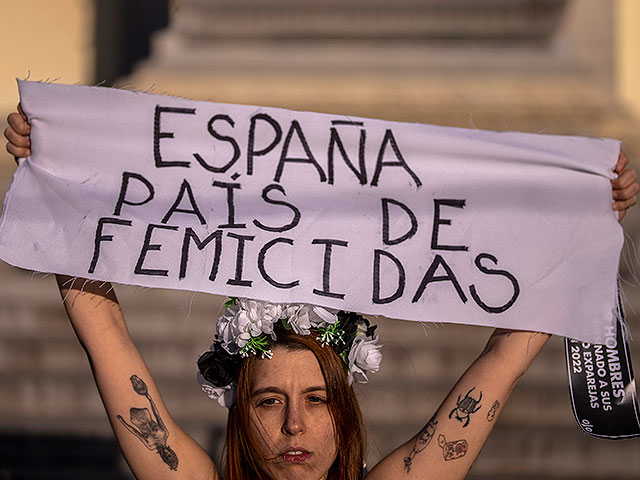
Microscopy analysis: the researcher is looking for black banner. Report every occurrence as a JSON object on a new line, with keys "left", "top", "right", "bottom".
{"left": 565, "top": 313, "right": 640, "bottom": 439}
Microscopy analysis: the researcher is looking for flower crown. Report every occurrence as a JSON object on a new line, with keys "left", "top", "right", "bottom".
{"left": 197, "top": 298, "right": 383, "bottom": 407}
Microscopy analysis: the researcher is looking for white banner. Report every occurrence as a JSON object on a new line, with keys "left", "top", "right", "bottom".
{"left": 0, "top": 80, "right": 624, "bottom": 342}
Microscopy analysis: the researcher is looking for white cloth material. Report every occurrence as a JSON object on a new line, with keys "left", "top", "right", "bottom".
{"left": 0, "top": 80, "right": 623, "bottom": 343}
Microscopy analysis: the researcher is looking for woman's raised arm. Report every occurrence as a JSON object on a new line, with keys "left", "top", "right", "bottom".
{"left": 367, "top": 329, "right": 549, "bottom": 479}
{"left": 56, "top": 275, "right": 217, "bottom": 480}
{"left": 5, "top": 105, "right": 217, "bottom": 479}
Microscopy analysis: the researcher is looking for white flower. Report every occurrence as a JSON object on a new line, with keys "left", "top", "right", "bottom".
{"left": 197, "top": 372, "right": 237, "bottom": 408}
{"left": 347, "top": 335, "right": 383, "bottom": 384}
{"left": 217, "top": 299, "right": 282, "bottom": 353}
{"left": 217, "top": 304, "right": 241, "bottom": 354}
{"left": 282, "top": 304, "right": 312, "bottom": 335}
{"left": 260, "top": 303, "right": 284, "bottom": 326}
{"left": 238, "top": 299, "right": 281, "bottom": 337}
{"left": 310, "top": 305, "right": 339, "bottom": 327}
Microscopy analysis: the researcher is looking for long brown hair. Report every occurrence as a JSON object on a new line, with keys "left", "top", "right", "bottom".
{"left": 224, "top": 329, "right": 365, "bottom": 480}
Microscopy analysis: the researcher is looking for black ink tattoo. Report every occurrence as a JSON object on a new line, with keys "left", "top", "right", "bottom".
{"left": 438, "top": 434, "right": 468, "bottom": 461}
{"left": 403, "top": 418, "right": 438, "bottom": 473}
{"left": 116, "top": 375, "right": 179, "bottom": 471}
{"left": 487, "top": 400, "right": 500, "bottom": 422}
{"left": 449, "top": 386, "right": 482, "bottom": 427}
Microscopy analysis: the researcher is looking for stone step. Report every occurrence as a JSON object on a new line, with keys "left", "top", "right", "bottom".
{"left": 0, "top": 365, "right": 578, "bottom": 429}
{"left": 0, "top": 316, "right": 632, "bottom": 415}
{"left": 0, "top": 329, "right": 580, "bottom": 391}
{"left": 174, "top": 0, "right": 564, "bottom": 42}
{"left": 472, "top": 424, "right": 640, "bottom": 479}
{"left": 1, "top": 469, "right": 131, "bottom": 480}
{"left": 7, "top": 292, "right": 631, "bottom": 356}
{"left": 0, "top": 431, "right": 132, "bottom": 480}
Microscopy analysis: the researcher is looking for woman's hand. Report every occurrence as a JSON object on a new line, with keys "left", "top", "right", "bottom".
{"left": 612, "top": 151, "right": 639, "bottom": 221}
{"left": 4, "top": 103, "right": 30, "bottom": 160}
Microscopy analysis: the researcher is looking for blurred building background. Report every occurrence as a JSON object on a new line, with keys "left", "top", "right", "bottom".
{"left": 1, "top": 0, "right": 639, "bottom": 478}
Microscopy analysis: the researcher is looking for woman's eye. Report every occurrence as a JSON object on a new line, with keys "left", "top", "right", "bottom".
{"left": 307, "top": 395, "right": 326, "bottom": 404}
{"left": 258, "top": 397, "right": 280, "bottom": 407}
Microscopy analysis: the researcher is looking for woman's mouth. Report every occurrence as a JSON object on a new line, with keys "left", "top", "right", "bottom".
{"left": 279, "top": 449, "right": 312, "bottom": 463}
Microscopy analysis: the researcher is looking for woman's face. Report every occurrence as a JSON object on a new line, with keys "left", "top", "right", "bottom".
{"left": 248, "top": 347, "right": 337, "bottom": 480}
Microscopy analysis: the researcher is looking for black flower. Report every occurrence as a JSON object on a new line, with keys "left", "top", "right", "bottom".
{"left": 335, "top": 311, "right": 370, "bottom": 356}
{"left": 197, "top": 343, "right": 243, "bottom": 387}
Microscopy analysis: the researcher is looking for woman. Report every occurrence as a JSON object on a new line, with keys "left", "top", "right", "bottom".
{"left": 5, "top": 106, "right": 639, "bottom": 480}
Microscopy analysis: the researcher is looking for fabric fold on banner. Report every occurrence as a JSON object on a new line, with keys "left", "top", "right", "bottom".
{"left": 0, "top": 80, "right": 624, "bottom": 343}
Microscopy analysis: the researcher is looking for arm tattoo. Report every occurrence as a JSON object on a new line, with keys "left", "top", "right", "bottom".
{"left": 403, "top": 417, "right": 437, "bottom": 473}
{"left": 438, "top": 434, "right": 468, "bottom": 461}
{"left": 116, "top": 375, "right": 179, "bottom": 471}
{"left": 449, "top": 386, "right": 482, "bottom": 427}
{"left": 487, "top": 400, "right": 500, "bottom": 422}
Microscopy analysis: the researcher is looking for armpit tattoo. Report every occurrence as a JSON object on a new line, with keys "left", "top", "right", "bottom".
{"left": 438, "top": 434, "right": 468, "bottom": 461}
{"left": 116, "top": 375, "right": 178, "bottom": 471}
{"left": 403, "top": 418, "right": 438, "bottom": 473}
{"left": 449, "top": 387, "right": 482, "bottom": 427}
{"left": 487, "top": 400, "right": 500, "bottom": 422}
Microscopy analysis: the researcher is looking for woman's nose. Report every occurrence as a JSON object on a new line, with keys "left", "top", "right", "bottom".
{"left": 281, "top": 404, "right": 305, "bottom": 435}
